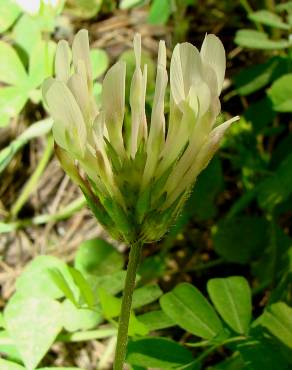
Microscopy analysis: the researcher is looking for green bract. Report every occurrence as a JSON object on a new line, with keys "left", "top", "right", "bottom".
{"left": 43, "top": 29, "right": 238, "bottom": 244}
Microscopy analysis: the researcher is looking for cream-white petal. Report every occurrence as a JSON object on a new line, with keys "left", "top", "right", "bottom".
{"left": 46, "top": 81, "right": 87, "bottom": 156}
{"left": 102, "top": 60, "right": 126, "bottom": 156}
{"left": 170, "top": 42, "right": 202, "bottom": 107}
{"left": 156, "top": 103, "right": 196, "bottom": 177}
{"left": 142, "top": 41, "right": 168, "bottom": 188}
{"left": 42, "top": 77, "right": 55, "bottom": 107}
{"left": 92, "top": 112, "right": 105, "bottom": 150}
{"left": 72, "top": 29, "right": 92, "bottom": 86}
{"left": 158, "top": 39, "right": 166, "bottom": 69}
{"left": 67, "top": 73, "right": 89, "bottom": 119}
{"left": 200, "top": 34, "right": 225, "bottom": 95}
{"left": 129, "top": 35, "right": 148, "bottom": 158}
{"left": 52, "top": 120, "right": 68, "bottom": 151}
{"left": 148, "top": 66, "right": 167, "bottom": 146}
{"left": 201, "top": 63, "right": 218, "bottom": 97}
{"left": 187, "top": 115, "right": 239, "bottom": 180}
{"left": 187, "top": 80, "right": 211, "bottom": 118}
{"left": 55, "top": 40, "right": 71, "bottom": 82}
{"left": 170, "top": 44, "right": 185, "bottom": 105}
{"left": 138, "top": 64, "right": 148, "bottom": 141}
{"left": 165, "top": 115, "right": 239, "bottom": 207}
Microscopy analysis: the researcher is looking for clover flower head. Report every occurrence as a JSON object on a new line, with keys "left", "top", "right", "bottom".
{"left": 43, "top": 29, "right": 239, "bottom": 243}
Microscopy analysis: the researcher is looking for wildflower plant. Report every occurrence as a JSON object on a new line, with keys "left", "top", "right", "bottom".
{"left": 43, "top": 29, "right": 239, "bottom": 370}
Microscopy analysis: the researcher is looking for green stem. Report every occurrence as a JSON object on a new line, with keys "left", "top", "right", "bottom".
{"left": 182, "top": 336, "right": 247, "bottom": 369}
{"left": 113, "top": 241, "right": 143, "bottom": 370}
{"left": 10, "top": 135, "right": 54, "bottom": 219}
{"left": 2, "top": 196, "right": 86, "bottom": 232}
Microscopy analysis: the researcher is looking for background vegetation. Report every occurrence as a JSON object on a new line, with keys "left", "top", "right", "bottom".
{"left": 0, "top": 0, "right": 291, "bottom": 369}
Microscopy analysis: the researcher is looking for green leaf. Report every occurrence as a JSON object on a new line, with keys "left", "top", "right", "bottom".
{"left": 208, "top": 353, "right": 245, "bottom": 370}
{"left": 132, "top": 284, "right": 162, "bottom": 309}
{"left": 258, "top": 153, "right": 292, "bottom": 210}
{"left": 49, "top": 268, "right": 79, "bottom": 306}
{"left": 187, "top": 157, "right": 224, "bottom": 221}
{"left": 68, "top": 267, "right": 95, "bottom": 307}
{"left": 0, "top": 86, "right": 28, "bottom": 124}
{"left": 40, "top": 368, "right": 85, "bottom": 370}
{"left": 235, "top": 29, "right": 291, "bottom": 50}
{"left": 138, "top": 310, "right": 175, "bottom": 331}
{"left": 67, "top": 0, "right": 102, "bottom": 19}
{"left": 61, "top": 299, "right": 102, "bottom": 332}
{"left": 0, "top": 330, "right": 22, "bottom": 363}
{"left": 90, "top": 49, "right": 109, "bottom": 80}
{"left": 128, "top": 313, "right": 149, "bottom": 337}
{"left": 119, "top": 0, "right": 145, "bottom": 9}
{"left": 13, "top": 14, "right": 42, "bottom": 55}
{"left": 259, "top": 302, "right": 292, "bottom": 349}
{"left": 40, "top": 368, "right": 86, "bottom": 370}
{"left": 87, "top": 270, "right": 127, "bottom": 297}
{"left": 126, "top": 337, "right": 193, "bottom": 369}
{"left": 0, "top": 41, "right": 27, "bottom": 85}
{"left": 212, "top": 216, "right": 269, "bottom": 263}
{"left": 207, "top": 277, "right": 252, "bottom": 334}
{"left": 0, "top": 222, "right": 17, "bottom": 233}
{"left": 98, "top": 287, "right": 121, "bottom": 319}
{"left": 16, "top": 255, "right": 77, "bottom": 299}
{"left": 0, "top": 112, "right": 10, "bottom": 126}
{"left": 138, "top": 254, "right": 166, "bottom": 283}
{"left": 148, "top": 0, "right": 172, "bottom": 25}
{"left": 237, "top": 339, "right": 291, "bottom": 370}
{"left": 275, "top": 1, "right": 292, "bottom": 12}
{"left": 4, "top": 294, "right": 63, "bottom": 370}
{"left": 268, "top": 73, "right": 292, "bottom": 112}
{"left": 271, "top": 135, "right": 292, "bottom": 169}
{"left": 75, "top": 238, "right": 124, "bottom": 276}
{"left": 0, "top": 359, "right": 24, "bottom": 370}
{"left": 28, "top": 40, "right": 56, "bottom": 88}
{"left": 251, "top": 224, "right": 292, "bottom": 287}
{"left": 0, "top": 0, "right": 21, "bottom": 33}
{"left": 0, "top": 312, "right": 5, "bottom": 328}
{"left": 97, "top": 288, "right": 147, "bottom": 336}
{"left": 244, "top": 97, "right": 276, "bottom": 133}
{"left": 248, "top": 10, "right": 290, "bottom": 30}
{"left": 233, "top": 56, "right": 287, "bottom": 96}
{"left": 160, "top": 283, "right": 223, "bottom": 339}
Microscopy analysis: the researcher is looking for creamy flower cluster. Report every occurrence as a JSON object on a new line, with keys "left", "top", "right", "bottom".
{"left": 43, "top": 29, "right": 238, "bottom": 243}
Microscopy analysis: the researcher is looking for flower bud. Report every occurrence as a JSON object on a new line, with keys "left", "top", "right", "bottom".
{"left": 43, "top": 30, "right": 239, "bottom": 244}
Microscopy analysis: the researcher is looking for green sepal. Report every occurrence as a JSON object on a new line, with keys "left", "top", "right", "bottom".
{"left": 133, "top": 139, "right": 147, "bottom": 172}
{"left": 135, "top": 186, "right": 151, "bottom": 224}
{"left": 161, "top": 192, "right": 184, "bottom": 224}
{"left": 102, "top": 196, "right": 136, "bottom": 243}
{"left": 151, "top": 191, "right": 167, "bottom": 211}
{"left": 55, "top": 144, "right": 85, "bottom": 189}
{"left": 82, "top": 190, "right": 119, "bottom": 240}
{"left": 141, "top": 193, "right": 183, "bottom": 242}
{"left": 151, "top": 165, "right": 173, "bottom": 203}
{"left": 104, "top": 137, "right": 123, "bottom": 173}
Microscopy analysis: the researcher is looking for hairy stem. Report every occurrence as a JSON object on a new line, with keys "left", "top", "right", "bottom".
{"left": 113, "top": 241, "right": 143, "bottom": 370}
